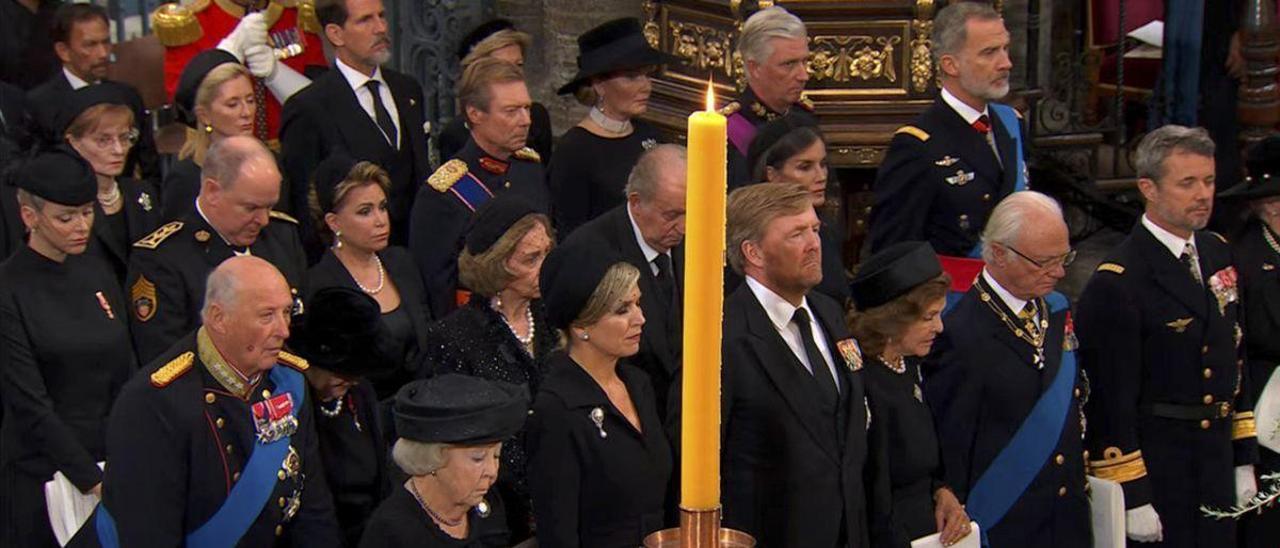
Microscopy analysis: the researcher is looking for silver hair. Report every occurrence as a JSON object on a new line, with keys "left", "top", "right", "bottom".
{"left": 737, "top": 6, "right": 808, "bottom": 64}
{"left": 201, "top": 135, "right": 274, "bottom": 191}
{"left": 201, "top": 260, "right": 242, "bottom": 320}
{"left": 980, "top": 191, "right": 1065, "bottom": 262}
{"left": 392, "top": 438, "right": 448, "bottom": 476}
{"left": 931, "top": 2, "right": 1002, "bottom": 66}
{"left": 1133, "top": 125, "right": 1216, "bottom": 183}
{"left": 624, "top": 144, "right": 687, "bottom": 201}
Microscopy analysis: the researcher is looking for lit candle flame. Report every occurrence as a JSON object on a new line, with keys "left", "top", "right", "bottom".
{"left": 705, "top": 78, "right": 715, "bottom": 112}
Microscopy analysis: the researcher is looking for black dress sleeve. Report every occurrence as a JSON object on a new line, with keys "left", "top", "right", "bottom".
{"left": 528, "top": 392, "right": 583, "bottom": 548}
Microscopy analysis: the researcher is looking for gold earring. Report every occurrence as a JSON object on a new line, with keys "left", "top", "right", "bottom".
{"left": 204, "top": 124, "right": 213, "bottom": 134}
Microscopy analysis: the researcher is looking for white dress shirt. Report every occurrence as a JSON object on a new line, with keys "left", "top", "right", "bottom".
{"left": 941, "top": 86, "right": 1001, "bottom": 166}
{"left": 982, "top": 268, "right": 1028, "bottom": 315}
{"left": 63, "top": 66, "right": 92, "bottom": 90}
{"left": 334, "top": 58, "right": 401, "bottom": 149}
{"left": 745, "top": 276, "right": 840, "bottom": 392}
{"left": 627, "top": 204, "right": 667, "bottom": 276}
{"left": 1141, "top": 214, "right": 1198, "bottom": 260}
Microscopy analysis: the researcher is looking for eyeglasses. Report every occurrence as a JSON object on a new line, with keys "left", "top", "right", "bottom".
{"left": 1005, "top": 244, "right": 1077, "bottom": 270}
{"left": 90, "top": 129, "right": 140, "bottom": 150}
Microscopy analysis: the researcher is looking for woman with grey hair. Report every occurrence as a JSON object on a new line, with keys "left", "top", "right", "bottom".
{"left": 359, "top": 374, "right": 530, "bottom": 547}
{"left": 528, "top": 233, "right": 672, "bottom": 547}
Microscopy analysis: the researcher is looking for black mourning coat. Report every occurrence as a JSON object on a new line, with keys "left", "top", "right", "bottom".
{"left": 869, "top": 97, "right": 1022, "bottom": 257}
{"left": 311, "top": 380, "right": 387, "bottom": 547}
{"left": 87, "top": 176, "right": 161, "bottom": 286}
{"left": 1077, "top": 223, "right": 1257, "bottom": 546}
{"left": 359, "top": 483, "right": 509, "bottom": 548}
{"left": 924, "top": 276, "right": 1090, "bottom": 547}
{"left": 281, "top": 66, "right": 430, "bottom": 246}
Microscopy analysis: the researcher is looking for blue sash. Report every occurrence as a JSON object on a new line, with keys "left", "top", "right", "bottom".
{"left": 448, "top": 172, "right": 494, "bottom": 212}
{"left": 964, "top": 292, "right": 1075, "bottom": 543}
{"left": 96, "top": 365, "right": 306, "bottom": 548}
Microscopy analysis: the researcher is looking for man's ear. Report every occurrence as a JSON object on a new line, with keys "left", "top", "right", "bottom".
{"left": 1136, "top": 177, "right": 1158, "bottom": 204}
{"left": 324, "top": 23, "right": 345, "bottom": 48}
{"left": 742, "top": 239, "right": 765, "bottom": 270}
{"left": 53, "top": 41, "right": 72, "bottom": 65}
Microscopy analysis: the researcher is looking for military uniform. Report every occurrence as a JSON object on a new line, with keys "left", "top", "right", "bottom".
{"left": 1077, "top": 219, "right": 1257, "bottom": 546}
{"left": 721, "top": 86, "right": 817, "bottom": 190}
{"left": 98, "top": 330, "right": 341, "bottom": 547}
{"left": 126, "top": 208, "right": 307, "bottom": 363}
{"left": 408, "top": 137, "right": 549, "bottom": 319}
{"left": 924, "top": 273, "right": 1091, "bottom": 547}
{"left": 150, "top": 0, "right": 326, "bottom": 142}
{"left": 869, "top": 94, "right": 1025, "bottom": 257}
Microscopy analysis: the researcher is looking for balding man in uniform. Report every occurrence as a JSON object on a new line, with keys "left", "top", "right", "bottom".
{"left": 93, "top": 256, "right": 340, "bottom": 547}
{"left": 127, "top": 135, "right": 307, "bottom": 363}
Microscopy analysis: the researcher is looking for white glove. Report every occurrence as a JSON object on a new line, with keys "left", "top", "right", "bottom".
{"left": 1236, "top": 464, "right": 1258, "bottom": 506}
{"left": 215, "top": 12, "right": 268, "bottom": 63}
{"left": 243, "top": 44, "right": 276, "bottom": 79}
{"left": 1125, "top": 504, "right": 1163, "bottom": 543}
{"left": 264, "top": 63, "right": 311, "bottom": 104}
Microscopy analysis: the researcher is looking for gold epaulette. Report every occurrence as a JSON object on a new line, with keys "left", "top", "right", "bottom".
{"left": 1096, "top": 262, "right": 1125, "bottom": 275}
{"left": 718, "top": 101, "right": 741, "bottom": 116}
{"left": 151, "top": 351, "right": 195, "bottom": 388}
{"left": 1087, "top": 447, "right": 1148, "bottom": 483}
{"left": 151, "top": 3, "right": 203, "bottom": 47}
{"left": 513, "top": 147, "right": 541, "bottom": 163}
{"left": 296, "top": 0, "right": 321, "bottom": 34}
{"left": 797, "top": 96, "right": 815, "bottom": 112}
{"left": 1233, "top": 411, "right": 1257, "bottom": 441}
{"left": 894, "top": 125, "right": 929, "bottom": 142}
{"left": 428, "top": 159, "right": 468, "bottom": 192}
{"left": 134, "top": 221, "right": 184, "bottom": 249}
{"left": 1209, "top": 231, "right": 1229, "bottom": 244}
{"left": 277, "top": 351, "right": 309, "bottom": 371}
{"left": 269, "top": 210, "right": 298, "bottom": 224}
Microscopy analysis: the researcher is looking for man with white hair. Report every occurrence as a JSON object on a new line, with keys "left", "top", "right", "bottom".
{"left": 870, "top": 2, "right": 1027, "bottom": 282}
{"left": 721, "top": 5, "right": 817, "bottom": 189}
{"left": 1077, "top": 125, "right": 1258, "bottom": 546}
{"left": 93, "top": 256, "right": 341, "bottom": 547}
{"left": 924, "top": 190, "right": 1091, "bottom": 547}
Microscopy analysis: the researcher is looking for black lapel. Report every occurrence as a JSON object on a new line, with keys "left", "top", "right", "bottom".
{"left": 991, "top": 112, "right": 1017, "bottom": 195}
{"left": 1134, "top": 225, "right": 1209, "bottom": 318}
{"left": 91, "top": 206, "right": 126, "bottom": 265}
{"left": 323, "top": 72, "right": 393, "bottom": 156}
{"left": 1040, "top": 308, "right": 1067, "bottom": 394}
{"left": 934, "top": 102, "right": 1002, "bottom": 183}
{"left": 611, "top": 208, "right": 676, "bottom": 372}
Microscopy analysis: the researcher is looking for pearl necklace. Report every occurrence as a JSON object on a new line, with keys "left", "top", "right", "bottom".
{"left": 588, "top": 106, "right": 632, "bottom": 135}
{"left": 354, "top": 254, "right": 385, "bottom": 295}
{"left": 492, "top": 296, "right": 535, "bottom": 349}
{"left": 98, "top": 182, "right": 121, "bottom": 207}
{"left": 881, "top": 354, "right": 907, "bottom": 374}
{"left": 318, "top": 395, "right": 343, "bottom": 418}
{"left": 406, "top": 479, "right": 464, "bottom": 527}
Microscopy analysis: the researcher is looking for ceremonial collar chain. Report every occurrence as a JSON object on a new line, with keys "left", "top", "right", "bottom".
{"left": 975, "top": 279, "right": 1049, "bottom": 367}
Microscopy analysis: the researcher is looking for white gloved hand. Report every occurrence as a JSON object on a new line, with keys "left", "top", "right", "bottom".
{"left": 264, "top": 63, "right": 311, "bottom": 104}
{"left": 243, "top": 44, "right": 276, "bottom": 79}
{"left": 215, "top": 12, "right": 268, "bottom": 62}
{"left": 1236, "top": 464, "right": 1259, "bottom": 506}
{"left": 1125, "top": 504, "right": 1163, "bottom": 543}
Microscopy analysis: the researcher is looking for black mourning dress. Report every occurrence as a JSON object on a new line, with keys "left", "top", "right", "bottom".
{"left": 864, "top": 356, "right": 948, "bottom": 547}
{"left": 313, "top": 380, "right": 387, "bottom": 547}
{"left": 359, "top": 483, "right": 509, "bottom": 548}
{"left": 0, "top": 248, "right": 136, "bottom": 547}
{"left": 548, "top": 121, "right": 662, "bottom": 235}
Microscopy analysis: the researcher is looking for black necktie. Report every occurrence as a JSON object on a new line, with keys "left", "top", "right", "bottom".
{"left": 365, "top": 80, "right": 398, "bottom": 148}
{"left": 792, "top": 308, "right": 838, "bottom": 405}
{"left": 653, "top": 253, "right": 677, "bottom": 306}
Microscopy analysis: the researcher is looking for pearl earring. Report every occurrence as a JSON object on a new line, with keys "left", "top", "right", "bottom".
{"left": 579, "top": 331, "right": 590, "bottom": 341}
{"left": 333, "top": 230, "right": 343, "bottom": 249}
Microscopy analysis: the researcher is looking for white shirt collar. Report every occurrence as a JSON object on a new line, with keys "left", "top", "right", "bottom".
{"left": 63, "top": 66, "right": 92, "bottom": 90}
{"left": 1141, "top": 214, "right": 1196, "bottom": 259}
{"left": 745, "top": 275, "right": 813, "bottom": 332}
{"left": 334, "top": 57, "right": 386, "bottom": 92}
{"left": 626, "top": 204, "right": 662, "bottom": 265}
{"left": 941, "top": 87, "right": 989, "bottom": 125}
{"left": 982, "top": 268, "right": 1028, "bottom": 315}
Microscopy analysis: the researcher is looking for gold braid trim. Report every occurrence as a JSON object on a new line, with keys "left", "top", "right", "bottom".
{"left": 1087, "top": 447, "right": 1148, "bottom": 483}
{"left": 1234, "top": 411, "right": 1258, "bottom": 440}
{"left": 296, "top": 0, "right": 321, "bottom": 34}
{"left": 150, "top": 352, "right": 195, "bottom": 387}
{"left": 151, "top": 3, "right": 203, "bottom": 47}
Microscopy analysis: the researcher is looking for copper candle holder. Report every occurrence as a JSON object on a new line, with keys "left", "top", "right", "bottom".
{"left": 642, "top": 507, "right": 755, "bottom": 548}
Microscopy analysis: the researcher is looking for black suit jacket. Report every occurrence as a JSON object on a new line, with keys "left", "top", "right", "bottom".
{"left": 87, "top": 177, "right": 162, "bottom": 286}
{"left": 684, "top": 283, "right": 869, "bottom": 548}
{"left": 924, "top": 277, "right": 1090, "bottom": 547}
{"left": 281, "top": 67, "right": 430, "bottom": 247}
{"left": 26, "top": 73, "right": 160, "bottom": 182}
{"left": 0, "top": 81, "right": 27, "bottom": 260}
{"left": 573, "top": 204, "right": 683, "bottom": 417}
{"left": 869, "top": 97, "right": 1022, "bottom": 256}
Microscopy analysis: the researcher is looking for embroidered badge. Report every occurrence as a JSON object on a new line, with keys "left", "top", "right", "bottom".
{"left": 131, "top": 275, "right": 157, "bottom": 322}
{"left": 252, "top": 393, "right": 298, "bottom": 443}
{"left": 837, "top": 338, "right": 863, "bottom": 371}
{"left": 137, "top": 192, "right": 152, "bottom": 211}
{"left": 934, "top": 155, "right": 959, "bottom": 167}
{"left": 1063, "top": 311, "right": 1078, "bottom": 351}
{"left": 1209, "top": 266, "right": 1239, "bottom": 317}
{"left": 1166, "top": 317, "right": 1193, "bottom": 333}
{"left": 945, "top": 170, "right": 975, "bottom": 186}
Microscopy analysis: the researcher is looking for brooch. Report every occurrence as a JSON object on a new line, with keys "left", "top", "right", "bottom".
{"left": 589, "top": 407, "right": 607, "bottom": 438}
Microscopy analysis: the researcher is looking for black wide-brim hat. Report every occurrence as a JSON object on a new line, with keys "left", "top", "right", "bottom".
{"left": 539, "top": 231, "right": 626, "bottom": 330}
{"left": 55, "top": 82, "right": 136, "bottom": 136}
{"left": 850, "top": 241, "right": 943, "bottom": 310}
{"left": 556, "top": 17, "right": 679, "bottom": 95}
{"left": 1221, "top": 134, "right": 1280, "bottom": 201}
{"left": 394, "top": 374, "right": 530, "bottom": 445}
{"left": 457, "top": 19, "right": 516, "bottom": 61}
{"left": 288, "top": 287, "right": 397, "bottom": 378}
{"left": 174, "top": 49, "right": 240, "bottom": 128}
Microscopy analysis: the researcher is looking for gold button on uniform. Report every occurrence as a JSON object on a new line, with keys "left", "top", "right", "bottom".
{"left": 1073, "top": 388, "right": 1081, "bottom": 398}
{"left": 278, "top": 470, "right": 286, "bottom": 480}
{"left": 215, "top": 417, "right": 225, "bottom": 429}
{"left": 205, "top": 393, "right": 216, "bottom": 404}
{"left": 1202, "top": 345, "right": 1209, "bottom": 355}
{"left": 1055, "top": 454, "right": 1065, "bottom": 465}
{"left": 225, "top": 444, "right": 233, "bottom": 454}
{"left": 1203, "top": 394, "right": 1214, "bottom": 404}
{"left": 275, "top": 525, "right": 283, "bottom": 536}
{"left": 1083, "top": 450, "right": 1090, "bottom": 460}
{"left": 262, "top": 390, "right": 272, "bottom": 399}
{"left": 1057, "top": 486, "right": 1067, "bottom": 497}
{"left": 982, "top": 193, "right": 992, "bottom": 201}
{"left": 1200, "top": 419, "right": 1211, "bottom": 430}
{"left": 232, "top": 471, "right": 241, "bottom": 482}
{"left": 1204, "top": 368, "right": 1213, "bottom": 379}
{"left": 278, "top": 497, "right": 286, "bottom": 508}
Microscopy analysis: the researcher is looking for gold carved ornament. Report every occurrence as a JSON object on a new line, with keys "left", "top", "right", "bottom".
{"left": 669, "top": 20, "right": 739, "bottom": 79}
{"left": 910, "top": 0, "right": 936, "bottom": 93}
{"left": 808, "top": 35, "right": 900, "bottom": 83}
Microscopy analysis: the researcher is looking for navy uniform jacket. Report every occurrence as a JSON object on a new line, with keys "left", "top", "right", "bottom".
{"left": 722, "top": 86, "right": 818, "bottom": 190}
{"left": 408, "top": 137, "right": 549, "bottom": 319}
{"left": 126, "top": 209, "right": 308, "bottom": 363}
{"left": 101, "top": 331, "right": 341, "bottom": 547}
{"left": 869, "top": 97, "right": 1022, "bottom": 257}
{"left": 924, "top": 276, "right": 1090, "bottom": 547}
{"left": 1077, "top": 223, "right": 1257, "bottom": 545}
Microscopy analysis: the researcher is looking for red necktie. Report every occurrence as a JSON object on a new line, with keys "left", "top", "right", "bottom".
{"left": 972, "top": 114, "right": 992, "bottom": 134}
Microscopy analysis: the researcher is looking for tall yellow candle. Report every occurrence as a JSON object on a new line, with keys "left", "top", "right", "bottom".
{"left": 681, "top": 82, "right": 726, "bottom": 511}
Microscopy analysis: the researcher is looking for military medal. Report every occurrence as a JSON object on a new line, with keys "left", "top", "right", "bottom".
{"left": 1208, "top": 266, "right": 1239, "bottom": 317}
{"left": 1165, "top": 317, "right": 1193, "bottom": 333}
{"left": 95, "top": 291, "right": 115, "bottom": 320}
{"left": 934, "top": 156, "right": 959, "bottom": 167}
{"left": 252, "top": 393, "right": 298, "bottom": 443}
{"left": 837, "top": 338, "right": 863, "bottom": 371}
{"left": 282, "top": 446, "right": 302, "bottom": 479}
{"left": 945, "top": 170, "right": 975, "bottom": 186}
{"left": 589, "top": 407, "right": 607, "bottom": 438}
